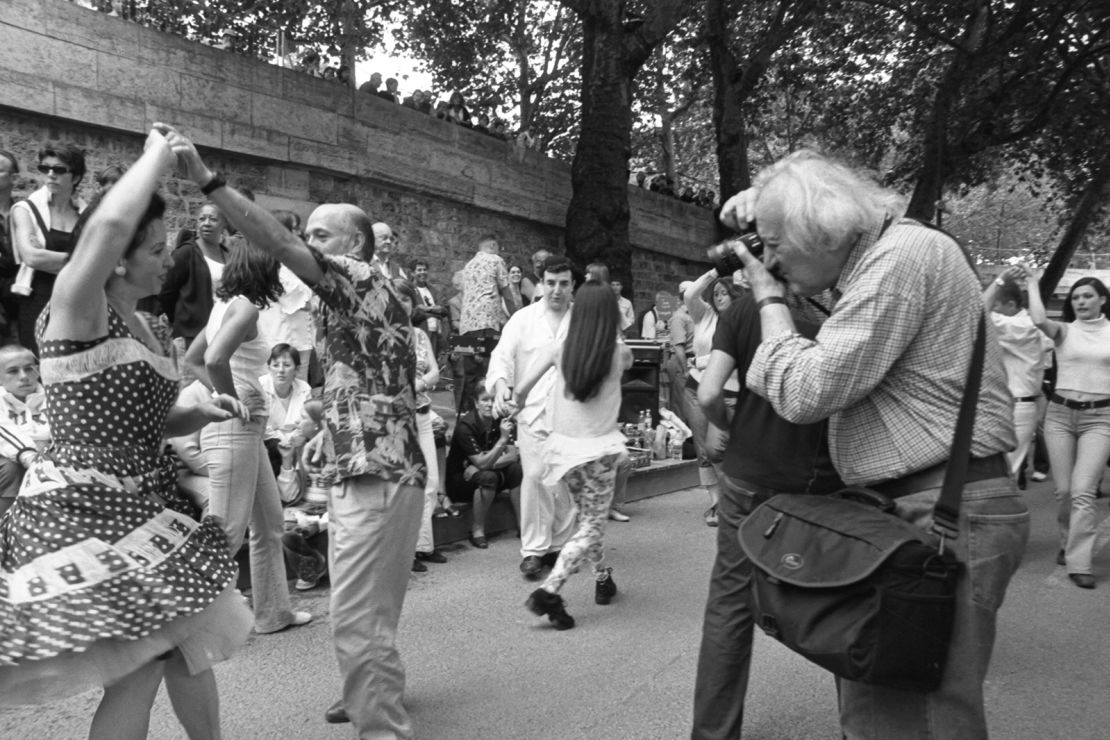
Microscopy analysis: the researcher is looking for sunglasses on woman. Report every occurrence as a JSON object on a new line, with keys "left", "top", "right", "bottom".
{"left": 37, "top": 164, "right": 71, "bottom": 175}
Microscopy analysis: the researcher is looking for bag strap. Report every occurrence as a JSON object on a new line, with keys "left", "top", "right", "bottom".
{"left": 23, "top": 200, "right": 49, "bottom": 239}
{"left": 931, "top": 312, "right": 986, "bottom": 543}
{"left": 908, "top": 217, "right": 986, "bottom": 543}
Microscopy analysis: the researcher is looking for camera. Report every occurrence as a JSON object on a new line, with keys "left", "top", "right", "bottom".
{"left": 706, "top": 231, "right": 764, "bottom": 277}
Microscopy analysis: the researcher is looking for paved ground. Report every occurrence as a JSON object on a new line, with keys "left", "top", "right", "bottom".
{"left": 2, "top": 480, "right": 1108, "bottom": 739}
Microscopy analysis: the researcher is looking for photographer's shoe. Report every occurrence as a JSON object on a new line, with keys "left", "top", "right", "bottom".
{"left": 595, "top": 568, "right": 617, "bottom": 605}
{"left": 525, "top": 588, "right": 575, "bottom": 630}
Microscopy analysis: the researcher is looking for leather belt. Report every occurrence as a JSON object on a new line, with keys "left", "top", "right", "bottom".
{"left": 1050, "top": 393, "right": 1110, "bottom": 411}
{"left": 870, "top": 453, "right": 1009, "bottom": 499}
{"left": 1014, "top": 395, "right": 1039, "bottom": 403}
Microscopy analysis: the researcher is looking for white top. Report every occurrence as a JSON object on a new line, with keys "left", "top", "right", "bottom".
{"left": 206, "top": 296, "right": 270, "bottom": 417}
{"left": 617, "top": 296, "right": 635, "bottom": 332}
{"left": 990, "top": 308, "right": 1053, "bottom": 398}
{"left": 203, "top": 255, "right": 224, "bottom": 289}
{"left": 486, "top": 300, "right": 571, "bottom": 430}
{"left": 257, "top": 266, "right": 316, "bottom": 351}
{"left": 1055, "top": 317, "right": 1110, "bottom": 397}
{"left": 543, "top": 343, "right": 628, "bottom": 485}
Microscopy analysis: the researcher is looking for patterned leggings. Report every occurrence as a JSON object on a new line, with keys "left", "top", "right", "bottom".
{"left": 542, "top": 452, "right": 622, "bottom": 594}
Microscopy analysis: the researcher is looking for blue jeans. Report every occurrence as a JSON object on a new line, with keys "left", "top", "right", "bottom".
{"left": 201, "top": 416, "right": 295, "bottom": 633}
{"left": 838, "top": 477, "right": 1029, "bottom": 739}
{"left": 1043, "top": 402, "right": 1110, "bottom": 574}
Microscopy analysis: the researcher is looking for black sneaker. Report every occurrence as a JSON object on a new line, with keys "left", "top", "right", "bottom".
{"left": 525, "top": 588, "right": 575, "bottom": 630}
{"left": 411, "top": 557, "right": 428, "bottom": 572}
{"left": 416, "top": 550, "right": 447, "bottom": 564}
{"left": 520, "top": 555, "right": 543, "bottom": 580}
{"left": 595, "top": 568, "right": 617, "bottom": 605}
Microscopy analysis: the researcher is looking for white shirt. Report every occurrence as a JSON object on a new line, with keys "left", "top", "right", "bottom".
{"left": 617, "top": 296, "right": 635, "bottom": 332}
{"left": 990, "top": 308, "right": 1053, "bottom": 399}
{"left": 485, "top": 300, "right": 571, "bottom": 429}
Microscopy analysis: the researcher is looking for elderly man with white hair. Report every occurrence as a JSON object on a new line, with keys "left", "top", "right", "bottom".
{"left": 371, "top": 221, "right": 407, "bottom": 280}
{"left": 163, "top": 125, "right": 426, "bottom": 739}
{"left": 717, "top": 149, "right": 1028, "bottom": 739}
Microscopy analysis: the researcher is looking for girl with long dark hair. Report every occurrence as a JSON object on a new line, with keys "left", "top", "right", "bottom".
{"left": 514, "top": 280, "right": 633, "bottom": 629}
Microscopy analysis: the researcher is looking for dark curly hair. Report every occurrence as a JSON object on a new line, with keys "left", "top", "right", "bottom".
{"left": 216, "top": 242, "right": 284, "bottom": 309}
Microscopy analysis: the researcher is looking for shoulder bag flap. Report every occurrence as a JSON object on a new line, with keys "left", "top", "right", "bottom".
{"left": 738, "top": 494, "right": 935, "bottom": 588}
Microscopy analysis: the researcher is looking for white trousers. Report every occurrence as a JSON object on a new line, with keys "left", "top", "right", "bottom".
{"left": 517, "top": 422, "right": 577, "bottom": 558}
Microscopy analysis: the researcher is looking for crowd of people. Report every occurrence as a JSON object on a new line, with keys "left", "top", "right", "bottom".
{"left": 0, "top": 120, "right": 1100, "bottom": 740}
{"left": 632, "top": 170, "right": 718, "bottom": 209}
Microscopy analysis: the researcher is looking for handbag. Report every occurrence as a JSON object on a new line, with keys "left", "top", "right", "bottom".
{"left": 737, "top": 312, "right": 986, "bottom": 693}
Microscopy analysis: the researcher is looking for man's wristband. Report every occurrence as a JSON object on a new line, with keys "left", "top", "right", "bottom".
{"left": 757, "top": 296, "right": 787, "bottom": 310}
{"left": 200, "top": 173, "right": 227, "bottom": 196}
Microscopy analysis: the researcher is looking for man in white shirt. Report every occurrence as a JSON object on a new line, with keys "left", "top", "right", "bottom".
{"left": 611, "top": 279, "right": 635, "bottom": 337}
{"left": 488, "top": 256, "right": 577, "bottom": 579}
{"left": 983, "top": 265, "right": 1054, "bottom": 477}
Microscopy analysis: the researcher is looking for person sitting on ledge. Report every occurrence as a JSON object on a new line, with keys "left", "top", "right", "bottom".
{"left": 446, "top": 383, "right": 522, "bottom": 549}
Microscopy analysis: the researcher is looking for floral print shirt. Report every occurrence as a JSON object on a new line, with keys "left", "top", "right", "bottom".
{"left": 309, "top": 250, "right": 426, "bottom": 487}
{"left": 459, "top": 251, "right": 509, "bottom": 334}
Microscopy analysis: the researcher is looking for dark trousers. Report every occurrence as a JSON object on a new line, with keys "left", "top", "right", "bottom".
{"left": 691, "top": 473, "right": 768, "bottom": 740}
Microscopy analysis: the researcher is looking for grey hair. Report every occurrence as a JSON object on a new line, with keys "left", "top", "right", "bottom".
{"left": 754, "top": 150, "right": 905, "bottom": 254}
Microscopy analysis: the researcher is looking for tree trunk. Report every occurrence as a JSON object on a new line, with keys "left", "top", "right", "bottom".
{"left": 655, "top": 69, "right": 677, "bottom": 182}
{"left": 564, "top": 8, "right": 637, "bottom": 288}
{"left": 905, "top": 0, "right": 989, "bottom": 221}
{"left": 1038, "top": 153, "right": 1110, "bottom": 302}
{"left": 707, "top": 0, "right": 749, "bottom": 231}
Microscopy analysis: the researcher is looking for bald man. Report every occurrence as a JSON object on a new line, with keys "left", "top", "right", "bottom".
{"left": 371, "top": 221, "right": 407, "bottom": 280}
{"left": 165, "top": 125, "right": 426, "bottom": 739}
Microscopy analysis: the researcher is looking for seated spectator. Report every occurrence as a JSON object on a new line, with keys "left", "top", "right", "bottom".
{"left": 322, "top": 66, "right": 337, "bottom": 81}
{"left": 434, "top": 100, "right": 449, "bottom": 120}
{"left": 445, "top": 92, "right": 471, "bottom": 125}
{"left": 378, "top": 77, "right": 401, "bottom": 104}
{"left": 680, "top": 187, "right": 696, "bottom": 203}
{"left": 490, "top": 119, "right": 511, "bottom": 140}
{"left": 298, "top": 50, "right": 321, "bottom": 77}
{"left": 446, "top": 384, "right": 522, "bottom": 549}
{"left": 358, "top": 71, "right": 383, "bottom": 95}
{"left": 261, "top": 343, "right": 314, "bottom": 476}
{"left": 634, "top": 171, "right": 648, "bottom": 188}
{"left": 278, "top": 402, "right": 333, "bottom": 591}
{"left": 337, "top": 66, "right": 352, "bottom": 86}
{"left": 0, "top": 344, "right": 48, "bottom": 514}
{"left": 474, "top": 113, "right": 491, "bottom": 135}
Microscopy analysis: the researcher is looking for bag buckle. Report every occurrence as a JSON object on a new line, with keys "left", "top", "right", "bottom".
{"left": 931, "top": 521, "right": 958, "bottom": 555}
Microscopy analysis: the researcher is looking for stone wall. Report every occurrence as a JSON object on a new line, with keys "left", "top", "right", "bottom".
{"left": 0, "top": 0, "right": 716, "bottom": 312}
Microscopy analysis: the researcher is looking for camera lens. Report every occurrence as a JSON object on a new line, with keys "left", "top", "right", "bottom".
{"left": 706, "top": 233, "right": 763, "bottom": 277}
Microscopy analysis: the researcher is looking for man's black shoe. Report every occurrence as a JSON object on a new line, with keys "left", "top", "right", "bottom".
{"left": 595, "top": 568, "right": 617, "bottom": 605}
{"left": 520, "top": 555, "right": 543, "bottom": 580}
{"left": 540, "top": 550, "right": 561, "bottom": 568}
{"left": 324, "top": 700, "right": 349, "bottom": 724}
{"left": 416, "top": 550, "right": 447, "bottom": 564}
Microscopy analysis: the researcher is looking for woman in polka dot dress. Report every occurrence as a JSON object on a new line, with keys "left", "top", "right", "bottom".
{"left": 0, "top": 129, "right": 253, "bottom": 739}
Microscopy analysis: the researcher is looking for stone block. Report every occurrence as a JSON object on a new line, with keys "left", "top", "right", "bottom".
{"left": 352, "top": 92, "right": 411, "bottom": 134}
{"left": 0, "top": 30, "right": 98, "bottom": 90}
{"left": 135, "top": 29, "right": 234, "bottom": 84}
{"left": 145, "top": 104, "right": 221, "bottom": 149}
{"left": 222, "top": 122, "right": 289, "bottom": 162}
{"left": 98, "top": 52, "right": 181, "bottom": 111}
{"left": 0, "top": 67, "right": 54, "bottom": 117}
{"left": 53, "top": 81, "right": 146, "bottom": 133}
{"left": 253, "top": 92, "right": 336, "bottom": 145}
{"left": 264, "top": 165, "right": 311, "bottom": 201}
{"left": 3, "top": 0, "right": 140, "bottom": 57}
{"left": 288, "top": 137, "right": 360, "bottom": 176}
{"left": 281, "top": 70, "right": 353, "bottom": 117}
{"left": 177, "top": 73, "right": 253, "bottom": 127}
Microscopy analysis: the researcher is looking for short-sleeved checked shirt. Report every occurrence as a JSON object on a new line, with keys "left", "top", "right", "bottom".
{"left": 747, "top": 218, "right": 1015, "bottom": 486}
{"left": 309, "top": 250, "right": 426, "bottom": 487}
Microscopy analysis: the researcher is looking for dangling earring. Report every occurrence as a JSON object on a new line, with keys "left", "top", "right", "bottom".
{"left": 113, "top": 265, "right": 127, "bottom": 277}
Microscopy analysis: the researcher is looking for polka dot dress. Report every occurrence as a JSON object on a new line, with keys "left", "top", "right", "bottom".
{"left": 0, "top": 307, "right": 239, "bottom": 673}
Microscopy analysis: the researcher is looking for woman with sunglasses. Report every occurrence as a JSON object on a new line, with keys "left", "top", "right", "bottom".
{"left": 8, "top": 142, "right": 86, "bottom": 354}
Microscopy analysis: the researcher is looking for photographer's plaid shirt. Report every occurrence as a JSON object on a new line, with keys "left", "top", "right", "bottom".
{"left": 746, "top": 218, "right": 1015, "bottom": 486}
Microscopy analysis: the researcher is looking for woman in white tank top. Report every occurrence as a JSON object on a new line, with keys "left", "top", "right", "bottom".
{"left": 1028, "top": 273, "right": 1110, "bottom": 589}
{"left": 515, "top": 280, "right": 633, "bottom": 630}
{"left": 185, "top": 243, "right": 313, "bottom": 629}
